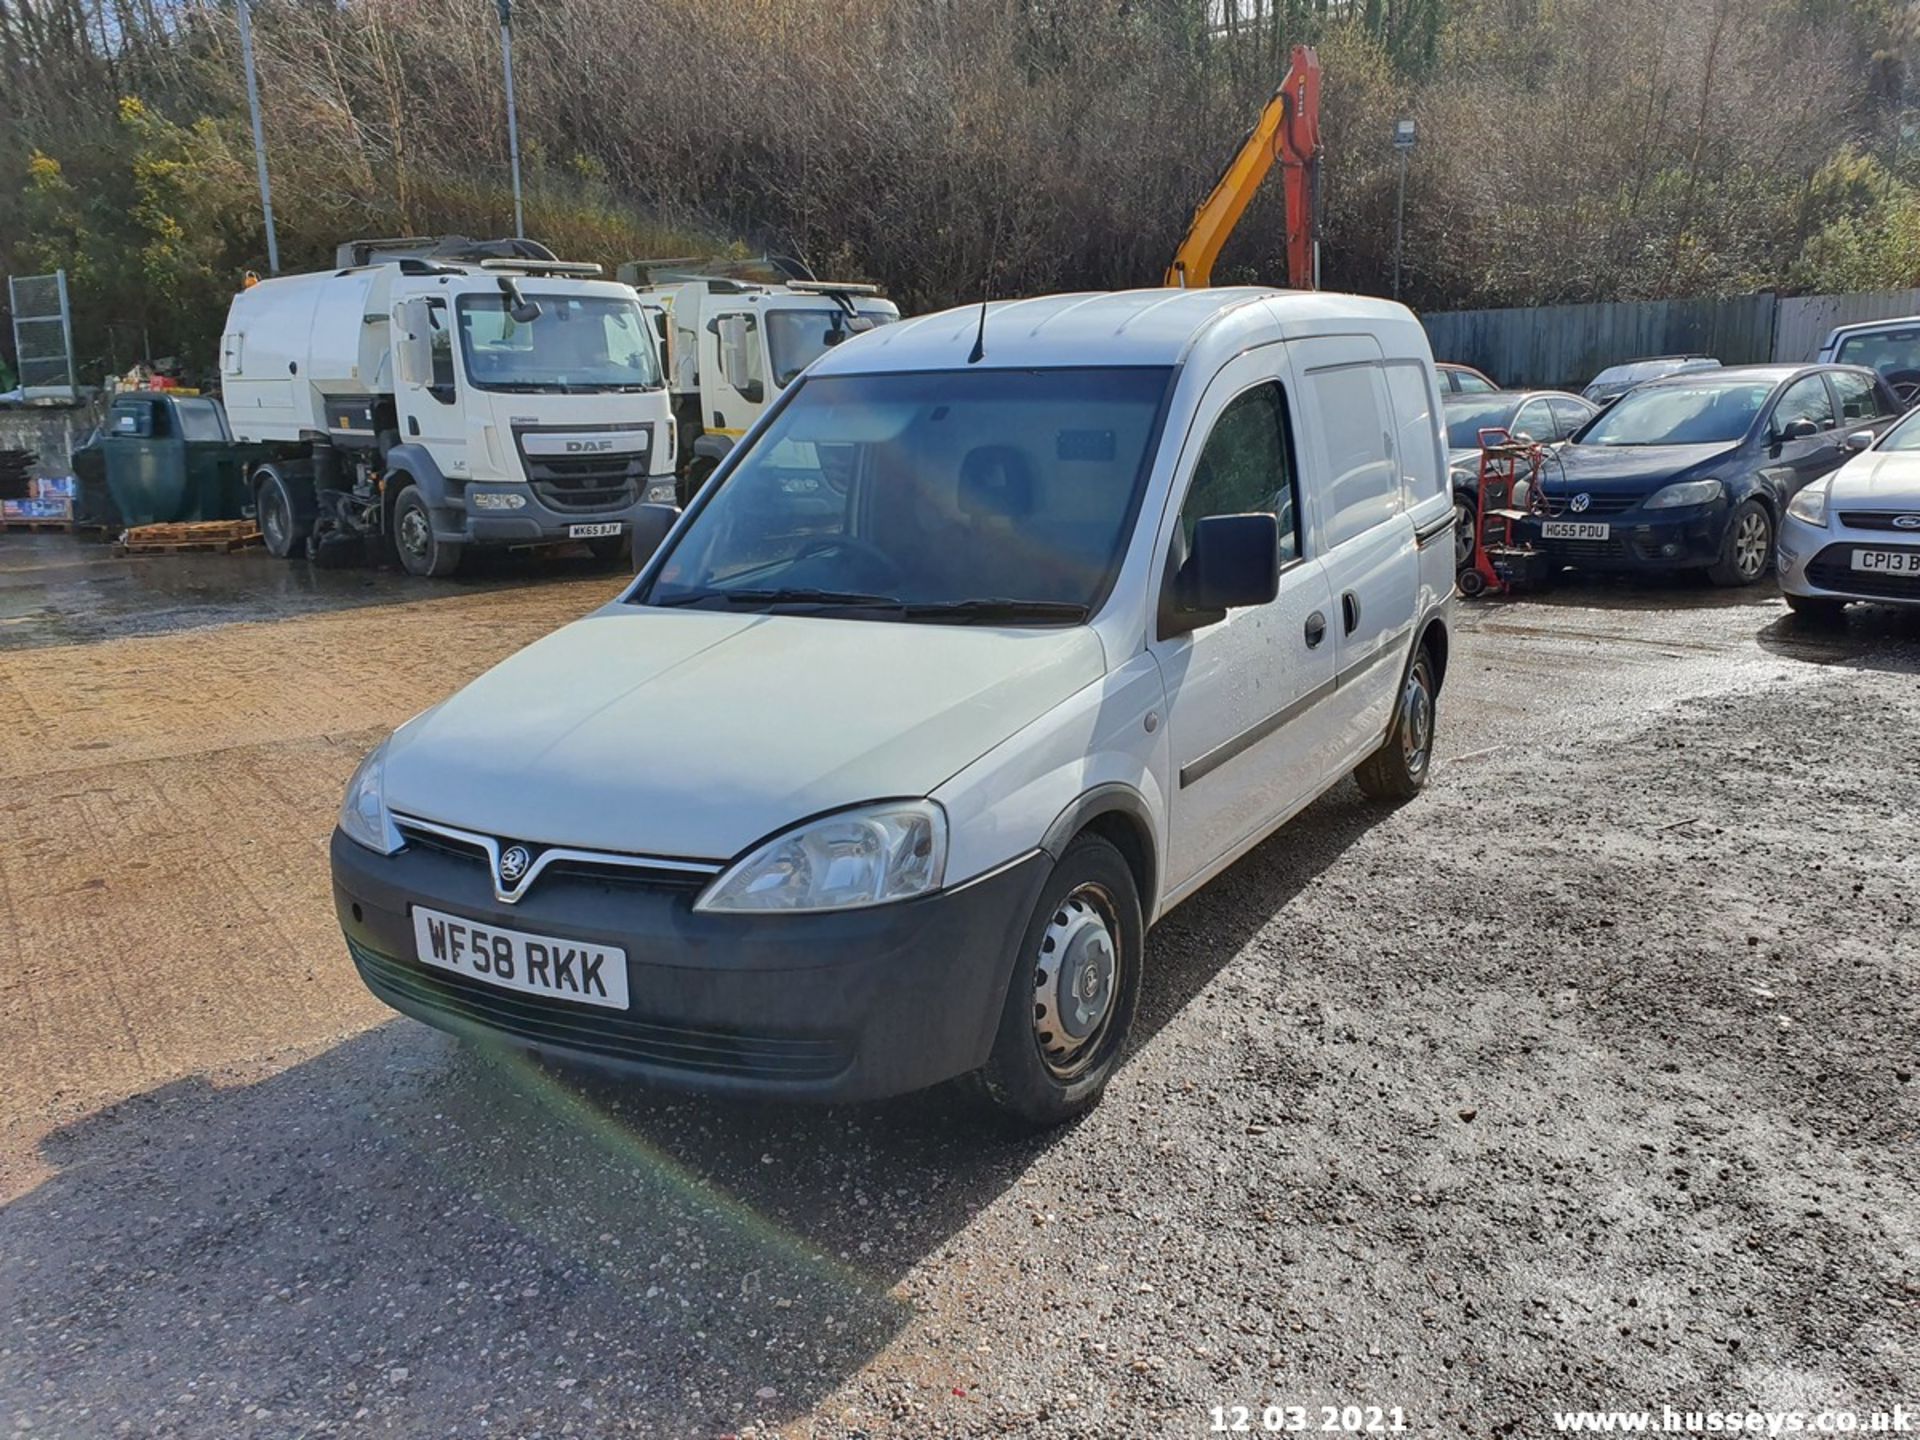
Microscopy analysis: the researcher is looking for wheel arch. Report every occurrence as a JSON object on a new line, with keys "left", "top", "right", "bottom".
{"left": 1040, "top": 784, "right": 1159, "bottom": 920}
{"left": 1419, "top": 611, "right": 1451, "bottom": 692}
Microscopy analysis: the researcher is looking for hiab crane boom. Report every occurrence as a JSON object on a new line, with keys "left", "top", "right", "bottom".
{"left": 1165, "top": 44, "right": 1323, "bottom": 290}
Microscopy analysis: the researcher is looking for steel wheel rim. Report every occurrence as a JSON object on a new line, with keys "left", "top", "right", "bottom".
{"left": 1401, "top": 665, "right": 1433, "bottom": 773}
{"left": 1454, "top": 498, "right": 1475, "bottom": 569}
{"left": 399, "top": 507, "right": 431, "bottom": 560}
{"left": 1734, "top": 510, "right": 1769, "bottom": 579}
{"left": 1031, "top": 881, "right": 1123, "bottom": 1082}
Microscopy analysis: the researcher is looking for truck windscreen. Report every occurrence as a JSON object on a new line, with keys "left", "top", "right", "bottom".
{"left": 455, "top": 294, "right": 663, "bottom": 393}
{"left": 766, "top": 308, "right": 894, "bottom": 388}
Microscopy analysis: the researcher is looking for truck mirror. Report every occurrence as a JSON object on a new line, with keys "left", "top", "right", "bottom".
{"left": 717, "top": 316, "right": 753, "bottom": 393}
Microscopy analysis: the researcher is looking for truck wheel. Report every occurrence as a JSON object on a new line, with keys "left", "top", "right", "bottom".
{"left": 1355, "top": 645, "right": 1437, "bottom": 802}
{"left": 1707, "top": 498, "right": 1772, "bottom": 587}
{"left": 973, "top": 832, "right": 1144, "bottom": 1129}
{"left": 256, "top": 467, "right": 313, "bottom": 560}
{"left": 393, "top": 484, "right": 462, "bottom": 578}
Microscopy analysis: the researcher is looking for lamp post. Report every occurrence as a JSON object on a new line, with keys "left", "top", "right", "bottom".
{"left": 1391, "top": 118, "right": 1417, "bottom": 301}
{"left": 497, "top": 0, "right": 525, "bottom": 239}
{"left": 235, "top": 0, "right": 280, "bottom": 274}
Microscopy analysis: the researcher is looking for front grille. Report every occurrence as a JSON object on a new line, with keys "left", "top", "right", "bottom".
{"left": 1542, "top": 492, "right": 1639, "bottom": 516}
{"left": 1837, "top": 511, "right": 1920, "bottom": 532}
{"left": 514, "top": 427, "right": 650, "bottom": 513}
{"left": 1543, "top": 537, "right": 1626, "bottom": 562}
{"left": 351, "top": 939, "right": 854, "bottom": 1082}
{"left": 393, "top": 822, "right": 711, "bottom": 895}
{"left": 1806, "top": 545, "right": 1920, "bottom": 599}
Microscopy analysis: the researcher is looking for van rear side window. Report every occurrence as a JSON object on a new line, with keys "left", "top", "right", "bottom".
{"left": 1382, "top": 362, "right": 1441, "bottom": 505}
{"left": 1308, "top": 365, "right": 1399, "bottom": 547}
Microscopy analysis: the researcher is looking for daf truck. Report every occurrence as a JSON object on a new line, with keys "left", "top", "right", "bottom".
{"left": 627, "top": 271, "right": 899, "bottom": 500}
{"left": 220, "top": 236, "right": 679, "bottom": 576}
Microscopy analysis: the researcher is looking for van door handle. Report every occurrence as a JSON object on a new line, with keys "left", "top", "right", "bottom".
{"left": 1342, "top": 592, "right": 1361, "bottom": 635}
{"left": 1304, "top": 611, "right": 1327, "bottom": 648}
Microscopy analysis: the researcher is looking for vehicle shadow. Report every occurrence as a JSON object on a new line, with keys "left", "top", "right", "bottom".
{"left": 1465, "top": 568, "right": 1785, "bottom": 615}
{"left": 1755, "top": 603, "right": 1920, "bottom": 674}
{"left": 2, "top": 789, "right": 1382, "bottom": 1436}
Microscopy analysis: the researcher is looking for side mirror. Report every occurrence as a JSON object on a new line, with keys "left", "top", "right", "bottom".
{"left": 395, "top": 302, "right": 432, "bottom": 387}
{"left": 1168, "top": 513, "right": 1280, "bottom": 633}
{"left": 1844, "top": 428, "right": 1875, "bottom": 452}
{"left": 1780, "top": 417, "right": 1819, "bottom": 442}
{"left": 631, "top": 503, "right": 679, "bottom": 572}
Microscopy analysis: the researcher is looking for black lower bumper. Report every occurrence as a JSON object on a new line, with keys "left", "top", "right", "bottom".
{"left": 1534, "top": 508, "right": 1728, "bottom": 573}
{"left": 330, "top": 830, "right": 1050, "bottom": 1102}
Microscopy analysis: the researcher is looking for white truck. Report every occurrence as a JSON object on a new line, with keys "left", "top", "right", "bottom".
{"left": 220, "top": 236, "right": 679, "bottom": 576}
{"left": 627, "top": 271, "right": 899, "bottom": 500}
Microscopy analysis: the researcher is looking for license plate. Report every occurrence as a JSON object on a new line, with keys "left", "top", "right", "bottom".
{"left": 1542, "top": 520, "right": 1611, "bottom": 541}
{"left": 410, "top": 905, "right": 629, "bottom": 1010}
{"left": 1852, "top": 548, "right": 1920, "bottom": 574}
{"left": 568, "top": 522, "right": 624, "bottom": 539}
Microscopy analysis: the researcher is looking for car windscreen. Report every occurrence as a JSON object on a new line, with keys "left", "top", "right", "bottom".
{"left": 456, "top": 293, "right": 663, "bottom": 392}
{"left": 1576, "top": 381, "right": 1773, "bottom": 446}
{"left": 765, "top": 308, "right": 894, "bottom": 388}
{"left": 1444, "top": 397, "right": 1518, "bottom": 449}
{"left": 1835, "top": 329, "right": 1920, "bottom": 383}
{"left": 640, "top": 367, "right": 1172, "bottom": 622}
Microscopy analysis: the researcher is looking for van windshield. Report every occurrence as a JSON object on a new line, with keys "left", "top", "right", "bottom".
{"left": 456, "top": 293, "right": 663, "bottom": 392}
{"left": 640, "top": 367, "right": 1172, "bottom": 623}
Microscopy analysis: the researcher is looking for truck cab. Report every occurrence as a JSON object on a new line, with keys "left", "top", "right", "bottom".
{"left": 633, "top": 277, "right": 900, "bottom": 500}
{"left": 220, "top": 237, "right": 679, "bottom": 576}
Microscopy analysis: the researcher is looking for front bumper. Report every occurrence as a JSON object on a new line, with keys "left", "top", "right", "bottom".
{"left": 435, "top": 479, "right": 676, "bottom": 546}
{"left": 1778, "top": 515, "right": 1920, "bottom": 605}
{"left": 331, "top": 830, "right": 1050, "bottom": 1102}
{"left": 1531, "top": 502, "right": 1729, "bottom": 573}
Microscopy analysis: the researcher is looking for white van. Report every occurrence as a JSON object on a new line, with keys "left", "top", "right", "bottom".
{"left": 331, "top": 289, "right": 1455, "bottom": 1125}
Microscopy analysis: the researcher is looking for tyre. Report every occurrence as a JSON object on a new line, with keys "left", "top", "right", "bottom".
{"left": 255, "top": 466, "right": 314, "bottom": 560}
{"left": 1707, "top": 498, "right": 1772, "bottom": 587}
{"left": 1453, "top": 492, "right": 1477, "bottom": 570}
{"left": 1355, "top": 644, "right": 1438, "bottom": 802}
{"left": 392, "top": 483, "right": 462, "bottom": 578}
{"left": 1785, "top": 592, "right": 1847, "bottom": 623}
{"left": 974, "top": 833, "right": 1144, "bottom": 1128}
{"left": 586, "top": 534, "right": 630, "bottom": 566}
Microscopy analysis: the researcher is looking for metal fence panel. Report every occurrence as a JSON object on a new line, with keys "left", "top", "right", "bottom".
{"left": 7, "top": 270, "right": 78, "bottom": 404}
{"left": 1771, "top": 289, "right": 1920, "bottom": 362}
{"left": 1421, "top": 294, "right": 1777, "bottom": 391}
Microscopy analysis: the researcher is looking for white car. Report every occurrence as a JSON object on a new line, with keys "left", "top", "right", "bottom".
{"left": 331, "top": 288, "right": 1456, "bottom": 1125}
{"left": 1779, "top": 410, "right": 1920, "bottom": 619}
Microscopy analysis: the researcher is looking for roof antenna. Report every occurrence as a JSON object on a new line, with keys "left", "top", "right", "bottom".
{"left": 967, "top": 205, "right": 1004, "bottom": 365}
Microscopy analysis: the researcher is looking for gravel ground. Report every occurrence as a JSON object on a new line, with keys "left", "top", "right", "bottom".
{"left": 2, "top": 537, "right": 1916, "bottom": 1439}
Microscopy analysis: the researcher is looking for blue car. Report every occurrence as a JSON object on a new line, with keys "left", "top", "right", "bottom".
{"left": 1532, "top": 364, "right": 1902, "bottom": 585}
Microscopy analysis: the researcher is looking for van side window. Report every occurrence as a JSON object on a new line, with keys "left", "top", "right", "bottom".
{"left": 1307, "top": 365, "right": 1398, "bottom": 547}
{"left": 1383, "top": 362, "right": 1441, "bottom": 504}
{"left": 1178, "top": 382, "right": 1300, "bottom": 563}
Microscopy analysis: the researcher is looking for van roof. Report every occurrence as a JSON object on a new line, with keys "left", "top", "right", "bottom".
{"left": 809, "top": 288, "right": 1419, "bottom": 375}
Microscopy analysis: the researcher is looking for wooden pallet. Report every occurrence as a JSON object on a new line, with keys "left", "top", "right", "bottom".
{"left": 1, "top": 517, "right": 73, "bottom": 533}
{"left": 115, "top": 520, "right": 263, "bottom": 556}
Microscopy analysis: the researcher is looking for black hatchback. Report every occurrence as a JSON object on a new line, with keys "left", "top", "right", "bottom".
{"left": 1532, "top": 364, "right": 1902, "bottom": 585}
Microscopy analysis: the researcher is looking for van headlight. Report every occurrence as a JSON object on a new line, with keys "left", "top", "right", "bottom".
{"left": 338, "top": 739, "right": 405, "bottom": 855}
{"left": 1786, "top": 483, "right": 1830, "bottom": 527}
{"left": 1644, "top": 478, "right": 1725, "bottom": 509}
{"left": 695, "top": 800, "right": 947, "bottom": 913}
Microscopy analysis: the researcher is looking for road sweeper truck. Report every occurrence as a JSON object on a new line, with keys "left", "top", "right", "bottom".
{"left": 219, "top": 236, "right": 679, "bottom": 576}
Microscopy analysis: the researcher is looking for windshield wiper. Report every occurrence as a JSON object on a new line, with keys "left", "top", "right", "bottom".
{"left": 652, "top": 587, "right": 903, "bottom": 611}
{"left": 901, "top": 598, "right": 1090, "bottom": 624}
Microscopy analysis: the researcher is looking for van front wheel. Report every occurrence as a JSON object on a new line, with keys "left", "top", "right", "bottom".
{"left": 1355, "top": 647, "right": 1436, "bottom": 801}
{"left": 974, "top": 833, "right": 1143, "bottom": 1128}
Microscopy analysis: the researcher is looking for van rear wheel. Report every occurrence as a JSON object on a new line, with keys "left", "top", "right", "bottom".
{"left": 973, "top": 833, "right": 1143, "bottom": 1128}
{"left": 1355, "top": 647, "right": 1436, "bottom": 801}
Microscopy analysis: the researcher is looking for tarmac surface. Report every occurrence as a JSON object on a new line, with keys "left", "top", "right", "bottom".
{"left": 1, "top": 529, "right": 1916, "bottom": 1438}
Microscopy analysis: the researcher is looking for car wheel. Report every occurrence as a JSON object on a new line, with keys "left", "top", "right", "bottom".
{"left": 393, "top": 483, "right": 462, "bottom": 578}
{"left": 1355, "top": 645, "right": 1437, "bottom": 802}
{"left": 1785, "top": 592, "right": 1847, "bottom": 623}
{"left": 1707, "top": 498, "right": 1772, "bottom": 586}
{"left": 256, "top": 468, "right": 311, "bottom": 560}
{"left": 974, "top": 833, "right": 1143, "bottom": 1128}
{"left": 1453, "top": 493, "right": 1477, "bottom": 569}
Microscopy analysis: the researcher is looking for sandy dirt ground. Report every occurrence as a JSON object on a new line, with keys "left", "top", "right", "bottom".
{"left": 1, "top": 532, "right": 1916, "bottom": 1439}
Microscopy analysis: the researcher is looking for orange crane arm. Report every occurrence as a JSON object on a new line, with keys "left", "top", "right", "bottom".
{"left": 1165, "top": 45, "right": 1323, "bottom": 291}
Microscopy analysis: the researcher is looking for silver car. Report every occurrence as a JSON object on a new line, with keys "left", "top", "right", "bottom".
{"left": 1777, "top": 412, "right": 1920, "bottom": 618}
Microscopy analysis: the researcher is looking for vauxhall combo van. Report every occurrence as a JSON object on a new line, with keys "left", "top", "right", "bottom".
{"left": 332, "top": 288, "right": 1455, "bottom": 1125}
